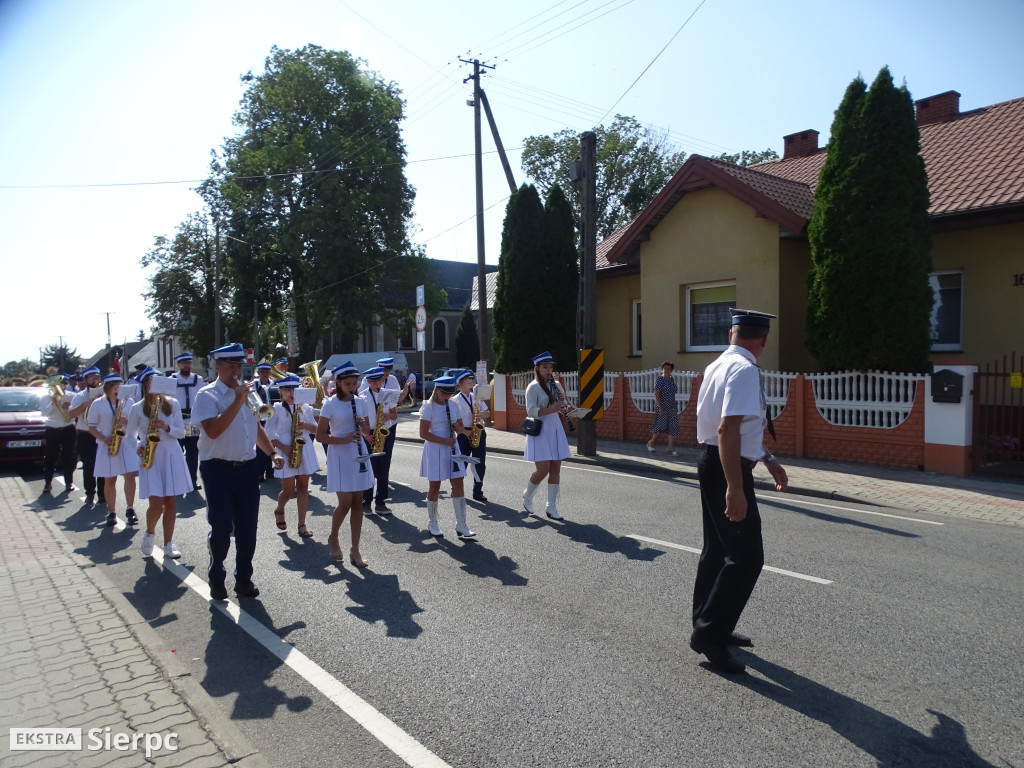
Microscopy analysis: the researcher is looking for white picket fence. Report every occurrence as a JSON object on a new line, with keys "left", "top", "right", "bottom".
{"left": 509, "top": 367, "right": 920, "bottom": 430}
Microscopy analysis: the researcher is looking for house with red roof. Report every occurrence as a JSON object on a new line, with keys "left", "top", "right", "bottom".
{"left": 596, "top": 90, "right": 1024, "bottom": 374}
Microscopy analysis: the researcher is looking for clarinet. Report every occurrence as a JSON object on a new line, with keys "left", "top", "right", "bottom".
{"left": 445, "top": 401, "right": 459, "bottom": 474}
{"left": 549, "top": 374, "right": 575, "bottom": 432}
{"left": 350, "top": 397, "right": 367, "bottom": 472}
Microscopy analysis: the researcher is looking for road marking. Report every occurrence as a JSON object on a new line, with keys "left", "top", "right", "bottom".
{"left": 627, "top": 535, "right": 833, "bottom": 585}
{"left": 755, "top": 493, "right": 944, "bottom": 525}
{"left": 149, "top": 547, "right": 452, "bottom": 768}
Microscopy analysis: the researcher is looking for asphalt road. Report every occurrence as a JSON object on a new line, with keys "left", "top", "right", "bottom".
{"left": 29, "top": 442, "right": 1024, "bottom": 768}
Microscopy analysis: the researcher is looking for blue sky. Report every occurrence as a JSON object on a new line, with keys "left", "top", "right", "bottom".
{"left": 1, "top": 0, "right": 1021, "bottom": 364}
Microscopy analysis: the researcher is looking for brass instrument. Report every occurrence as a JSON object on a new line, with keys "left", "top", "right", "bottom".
{"left": 240, "top": 376, "right": 273, "bottom": 421}
{"left": 108, "top": 398, "right": 126, "bottom": 456}
{"left": 397, "top": 390, "right": 417, "bottom": 410}
{"left": 371, "top": 401, "right": 389, "bottom": 454}
{"left": 300, "top": 359, "right": 324, "bottom": 408}
{"left": 469, "top": 399, "right": 485, "bottom": 449}
{"left": 289, "top": 404, "right": 307, "bottom": 469}
{"left": 141, "top": 395, "right": 163, "bottom": 470}
{"left": 261, "top": 354, "right": 287, "bottom": 381}
{"left": 46, "top": 375, "right": 70, "bottom": 422}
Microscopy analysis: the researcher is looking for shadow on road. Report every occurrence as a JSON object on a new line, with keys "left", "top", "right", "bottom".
{"left": 759, "top": 498, "right": 921, "bottom": 538}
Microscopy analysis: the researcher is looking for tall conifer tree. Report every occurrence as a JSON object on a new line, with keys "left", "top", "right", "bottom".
{"left": 806, "top": 67, "right": 933, "bottom": 372}
{"left": 543, "top": 184, "right": 580, "bottom": 369}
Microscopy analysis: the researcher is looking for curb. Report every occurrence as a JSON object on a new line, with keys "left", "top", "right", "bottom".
{"left": 22, "top": 477, "right": 272, "bottom": 768}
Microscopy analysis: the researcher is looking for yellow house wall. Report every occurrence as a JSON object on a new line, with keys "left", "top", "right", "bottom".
{"left": 930, "top": 221, "right": 1024, "bottom": 366}
{"left": 595, "top": 269, "right": 642, "bottom": 372}
{"left": 639, "top": 187, "right": 783, "bottom": 372}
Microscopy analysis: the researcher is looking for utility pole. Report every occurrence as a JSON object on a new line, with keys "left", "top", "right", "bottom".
{"left": 213, "top": 219, "right": 222, "bottom": 346}
{"left": 101, "top": 312, "right": 114, "bottom": 349}
{"left": 576, "top": 131, "right": 598, "bottom": 456}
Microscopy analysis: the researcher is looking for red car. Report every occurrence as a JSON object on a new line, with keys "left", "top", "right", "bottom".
{"left": 0, "top": 387, "right": 48, "bottom": 465}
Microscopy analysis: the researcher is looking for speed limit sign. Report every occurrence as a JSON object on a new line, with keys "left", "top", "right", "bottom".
{"left": 415, "top": 305, "right": 427, "bottom": 332}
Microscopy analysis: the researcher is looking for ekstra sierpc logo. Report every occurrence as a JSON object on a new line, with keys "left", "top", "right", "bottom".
{"left": 10, "top": 727, "right": 178, "bottom": 757}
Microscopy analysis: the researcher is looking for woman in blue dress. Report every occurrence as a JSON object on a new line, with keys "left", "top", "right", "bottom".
{"left": 647, "top": 361, "right": 679, "bottom": 456}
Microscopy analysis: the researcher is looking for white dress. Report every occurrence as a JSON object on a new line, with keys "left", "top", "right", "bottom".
{"left": 524, "top": 380, "right": 571, "bottom": 462}
{"left": 320, "top": 395, "right": 375, "bottom": 493}
{"left": 265, "top": 402, "right": 321, "bottom": 478}
{"left": 419, "top": 400, "right": 466, "bottom": 481}
{"left": 127, "top": 398, "right": 193, "bottom": 498}
{"left": 89, "top": 396, "right": 140, "bottom": 477}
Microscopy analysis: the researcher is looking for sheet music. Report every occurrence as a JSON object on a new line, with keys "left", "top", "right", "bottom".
{"left": 565, "top": 407, "right": 590, "bottom": 420}
{"left": 473, "top": 384, "right": 492, "bottom": 400}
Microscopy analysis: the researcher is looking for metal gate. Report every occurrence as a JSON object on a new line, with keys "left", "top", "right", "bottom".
{"left": 973, "top": 352, "right": 1024, "bottom": 478}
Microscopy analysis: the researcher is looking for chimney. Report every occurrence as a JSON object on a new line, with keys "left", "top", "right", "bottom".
{"left": 782, "top": 130, "right": 819, "bottom": 160}
{"left": 915, "top": 91, "right": 961, "bottom": 125}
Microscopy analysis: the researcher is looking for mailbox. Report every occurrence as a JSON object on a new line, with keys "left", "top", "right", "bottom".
{"left": 931, "top": 369, "right": 963, "bottom": 403}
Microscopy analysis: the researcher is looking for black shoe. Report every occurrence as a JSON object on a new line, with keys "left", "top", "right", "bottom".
{"left": 66, "top": 483, "right": 77, "bottom": 492}
{"left": 234, "top": 579, "right": 260, "bottom": 598}
{"left": 85, "top": 493, "right": 95, "bottom": 505}
{"left": 726, "top": 632, "right": 753, "bottom": 647}
{"left": 43, "top": 483, "right": 52, "bottom": 493}
{"left": 472, "top": 492, "right": 488, "bottom": 503}
{"left": 125, "top": 508, "right": 138, "bottom": 526}
{"left": 105, "top": 511, "right": 117, "bottom": 526}
{"left": 209, "top": 581, "right": 228, "bottom": 601}
{"left": 193, "top": 481, "right": 202, "bottom": 491}
{"left": 374, "top": 503, "right": 392, "bottom": 516}
{"left": 690, "top": 633, "right": 745, "bottom": 674}
{"left": 362, "top": 501, "right": 373, "bottom": 513}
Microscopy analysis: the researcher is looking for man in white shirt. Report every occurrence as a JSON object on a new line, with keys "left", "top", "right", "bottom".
{"left": 359, "top": 357, "right": 400, "bottom": 513}
{"left": 691, "top": 309, "right": 788, "bottom": 675}
{"left": 68, "top": 366, "right": 105, "bottom": 504}
{"left": 41, "top": 373, "right": 76, "bottom": 493}
{"left": 192, "top": 344, "right": 285, "bottom": 601}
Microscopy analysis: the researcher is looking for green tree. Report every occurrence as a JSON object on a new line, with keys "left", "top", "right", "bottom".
{"left": 714, "top": 148, "right": 780, "bottom": 166}
{"left": 492, "top": 184, "right": 578, "bottom": 373}
{"left": 215, "top": 45, "right": 423, "bottom": 360}
{"left": 2, "top": 359, "right": 40, "bottom": 379}
{"left": 454, "top": 305, "right": 479, "bottom": 369}
{"left": 806, "top": 67, "right": 933, "bottom": 372}
{"left": 141, "top": 211, "right": 228, "bottom": 355}
{"left": 521, "top": 115, "right": 687, "bottom": 239}
{"left": 41, "top": 343, "right": 80, "bottom": 373}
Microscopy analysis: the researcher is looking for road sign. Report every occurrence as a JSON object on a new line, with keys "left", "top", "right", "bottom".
{"left": 578, "top": 348, "right": 604, "bottom": 420}
{"left": 415, "top": 305, "right": 427, "bottom": 332}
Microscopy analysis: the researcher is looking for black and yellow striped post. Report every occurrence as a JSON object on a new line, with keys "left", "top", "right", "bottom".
{"left": 577, "top": 348, "right": 603, "bottom": 456}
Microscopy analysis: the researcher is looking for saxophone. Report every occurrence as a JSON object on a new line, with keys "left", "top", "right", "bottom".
{"left": 371, "top": 401, "right": 389, "bottom": 453}
{"left": 469, "top": 399, "right": 485, "bottom": 449}
{"left": 141, "top": 395, "right": 163, "bottom": 470}
{"left": 108, "top": 398, "right": 126, "bottom": 456}
{"left": 289, "top": 404, "right": 307, "bottom": 469}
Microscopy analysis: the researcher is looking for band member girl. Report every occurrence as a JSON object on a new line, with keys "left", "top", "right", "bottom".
{"left": 265, "top": 374, "right": 320, "bottom": 538}
{"left": 419, "top": 375, "right": 476, "bottom": 540}
{"left": 521, "top": 352, "right": 574, "bottom": 521}
{"left": 315, "top": 362, "right": 374, "bottom": 567}
{"left": 128, "top": 368, "right": 192, "bottom": 559}
{"left": 88, "top": 373, "right": 139, "bottom": 527}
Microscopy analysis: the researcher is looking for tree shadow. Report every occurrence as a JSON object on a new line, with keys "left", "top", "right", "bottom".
{"left": 552, "top": 519, "right": 666, "bottom": 561}
{"left": 201, "top": 601, "right": 312, "bottom": 720}
{"left": 735, "top": 654, "right": 999, "bottom": 767}
{"left": 760, "top": 499, "right": 920, "bottom": 538}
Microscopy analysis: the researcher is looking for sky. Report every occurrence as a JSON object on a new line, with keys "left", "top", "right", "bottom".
{"left": 1, "top": 0, "right": 1022, "bottom": 366}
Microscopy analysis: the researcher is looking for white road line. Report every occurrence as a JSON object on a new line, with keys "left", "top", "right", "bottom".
{"left": 627, "top": 535, "right": 833, "bottom": 585}
{"left": 150, "top": 547, "right": 452, "bottom": 768}
{"left": 755, "top": 493, "right": 944, "bottom": 525}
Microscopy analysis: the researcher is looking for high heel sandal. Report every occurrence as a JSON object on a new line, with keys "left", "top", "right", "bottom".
{"left": 328, "top": 539, "right": 345, "bottom": 561}
{"left": 297, "top": 525, "right": 313, "bottom": 538}
{"left": 349, "top": 548, "right": 368, "bottom": 568}
{"left": 274, "top": 508, "right": 286, "bottom": 531}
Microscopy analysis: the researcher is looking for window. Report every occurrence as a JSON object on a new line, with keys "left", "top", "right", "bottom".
{"left": 631, "top": 300, "right": 642, "bottom": 355}
{"left": 929, "top": 270, "right": 963, "bottom": 350}
{"left": 686, "top": 282, "right": 736, "bottom": 351}
{"left": 432, "top": 318, "right": 449, "bottom": 350}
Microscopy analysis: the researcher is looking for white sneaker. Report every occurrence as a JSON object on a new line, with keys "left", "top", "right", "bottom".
{"left": 163, "top": 542, "right": 181, "bottom": 559}
{"left": 140, "top": 532, "right": 154, "bottom": 557}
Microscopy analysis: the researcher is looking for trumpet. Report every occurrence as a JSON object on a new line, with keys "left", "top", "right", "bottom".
{"left": 300, "top": 359, "right": 324, "bottom": 408}
{"left": 239, "top": 377, "right": 273, "bottom": 422}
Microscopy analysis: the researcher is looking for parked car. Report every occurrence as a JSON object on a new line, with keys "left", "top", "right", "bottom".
{"left": 0, "top": 387, "right": 48, "bottom": 465}
{"left": 422, "top": 367, "right": 465, "bottom": 399}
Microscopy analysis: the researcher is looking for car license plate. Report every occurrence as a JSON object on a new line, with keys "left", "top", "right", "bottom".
{"left": 7, "top": 439, "right": 42, "bottom": 448}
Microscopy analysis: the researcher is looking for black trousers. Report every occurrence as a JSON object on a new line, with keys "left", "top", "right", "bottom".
{"left": 363, "top": 426, "right": 396, "bottom": 505}
{"left": 76, "top": 431, "right": 103, "bottom": 501}
{"left": 178, "top": 435, "right": 199, "bottom": 485}
{"left": 44, "top": 425, "right": 76, "bottom": 485}
{"left": 201, "top": 458, "right": 259, "bottom": 583}
{"left": 692, "top": 447, "right": 765, "bottom": 644}
{"left": 456, "top": 430, "right": 487, "bottom": 494}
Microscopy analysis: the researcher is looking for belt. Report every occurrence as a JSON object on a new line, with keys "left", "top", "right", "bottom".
{"left": 202, "top": 458, "right": 255, "bottom": 468}
{"left": 701, "top": 443, "right": 757, "bottom": 470}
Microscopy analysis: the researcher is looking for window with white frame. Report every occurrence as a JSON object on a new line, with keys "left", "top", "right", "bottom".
{"left": 632, "top": 300, "right": 642, "bottom": 355}
{"left": 432, "top": 317, "right": 449, "bottom": 350}
{"left": 929, "top": 270, "right": 963, "bottom": 350}
{"left": 686, "top": 282, "right": 736, "bottom": 351}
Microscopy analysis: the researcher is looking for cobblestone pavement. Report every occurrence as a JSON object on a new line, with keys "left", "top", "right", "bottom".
{"left": 0, "top": 474, "right": 269, "bottom": 768}
{"left": 393, "top": 414, "right": 1024, "bottom": 527}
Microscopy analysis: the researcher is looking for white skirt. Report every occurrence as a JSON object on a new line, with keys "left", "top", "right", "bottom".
{"left": 325, "top": 440, "right": 375, "bottom": 493}
{"left": 524, "top": 412, "right": 571, "bottom": 462}
{"left": 137, "top": 438, "right": 193, "bottom": 498}
{"left": 94, "top": 435, "right": 141, "bottom": 478}
{"left": 274, "top": 435, "right": 321, "bottom": 479}
{"left": 419, "top": 439, "right": 467, "bottom": 482}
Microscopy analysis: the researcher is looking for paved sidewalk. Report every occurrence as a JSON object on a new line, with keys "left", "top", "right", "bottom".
{"left": 393, "top": 413, "right": 1024, "bottom": 527}
{"left": 0, "top": 473, "right": 270, "bottom": 768}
